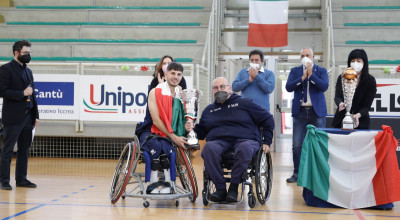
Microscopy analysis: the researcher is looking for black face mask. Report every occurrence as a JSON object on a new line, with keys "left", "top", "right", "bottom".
{"left": 18, "top": 54, "right": 31, "bottom": 64}
{"left": 215, "top": 91, "right": 229, "bottom": 103}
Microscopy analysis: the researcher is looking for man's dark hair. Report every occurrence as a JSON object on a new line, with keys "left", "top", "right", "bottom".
{"left": 12, "top": 40, "right": 31, "bottom": 55}
{"left": 249, "top": 49, "right": 264, "bottom": 61}
{"left": 167, "top": 62, "right": 184, "bottom": 73}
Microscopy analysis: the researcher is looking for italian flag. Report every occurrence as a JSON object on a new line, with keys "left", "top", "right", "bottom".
{"left": 151, "top": 82, "right": 186, "bottom": 137}
{"left": 298, "top": 125, "right": 400, "bottom": 209}
{"left": 247, "top": 0, "right": 288, "bottom": 47}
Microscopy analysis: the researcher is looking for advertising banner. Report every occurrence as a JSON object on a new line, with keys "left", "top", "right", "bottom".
{"left": 35, "top": 74, "right": 79, "bottom": 120}
{"left": 371, "top": 79, "right": 400, "bottom": 117}
{"left": 80, "top": 75, "right": 151, "bottom": 121}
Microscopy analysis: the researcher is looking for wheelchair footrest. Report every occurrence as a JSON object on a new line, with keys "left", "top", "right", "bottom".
{"left": 146, "top": 181, "right": 173, "bottom": 194}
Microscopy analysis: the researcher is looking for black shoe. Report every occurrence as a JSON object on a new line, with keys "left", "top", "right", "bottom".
{"left": 286, "top": 174, "right": 298, "bottom": 183}
{"left": 1, "top": 182, "right": 12, "bottom": 190}
{"left": 16, "top": 179, "right": 37, "bottom": 188}
{"left": 146, "top": 182, "right": 160, "bottom": 194}
{"left": 209, "top": 189, "right": 227, "bottom": 202}
{"left": 226, "top": 183, "right": 239, "bottom": 202}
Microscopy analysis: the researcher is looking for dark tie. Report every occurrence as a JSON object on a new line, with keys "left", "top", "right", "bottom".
{"left": 303, "top": 77, "right": 308, "bottom": 103}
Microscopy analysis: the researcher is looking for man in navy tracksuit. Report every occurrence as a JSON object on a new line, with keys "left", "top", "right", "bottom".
{"left": 191, "top": 77, "right": 274, "bottom": 203}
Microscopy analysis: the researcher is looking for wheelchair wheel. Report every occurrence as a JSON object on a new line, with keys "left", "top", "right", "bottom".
{"left": 109, "top": 140, "right": 137, "bottom": 204}
{"left": 175, "top": 147, "right": 198, "bottom": 202}
{"left": 255, "top": 150, "right": 273, "bottom": 205}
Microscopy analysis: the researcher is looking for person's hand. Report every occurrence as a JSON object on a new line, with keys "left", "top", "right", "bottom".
{"left": 34, "top": 119, "right": 40, "bottom": 128}
{"left": 262, "top": 144, "right": 270, "bottom": 154}
{"left": 185, "top": 118, "right": 194, "bottom": 133}
{"left": 157, "top": 72, "right": 165, "bottom": 84}
{"left": 249, "top": 67, "right": 258, "bottom": 79}
{"left": 171, "top": 134, "right": 189, "bottom": 150}
{"left": 353, "top": 113, "right": 361, "bottom": 128}
{"left": 24, "top": 86, "right": 33, "bottom": 96}
{"left": 248, "top": 75, "right": 254, "bottom": 82}
{"left": 305, "top": 62, "right": 313, "bottom": 77}
{"left": 338, "top": 102, "right": 346, "bottom": 111}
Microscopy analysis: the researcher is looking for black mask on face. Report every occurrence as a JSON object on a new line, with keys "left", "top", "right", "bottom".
{"left": 18, "top": 54, "right": 31, "bottom": 64}
{"left": 214, "top": 91, "right": 229, "bottom": 103}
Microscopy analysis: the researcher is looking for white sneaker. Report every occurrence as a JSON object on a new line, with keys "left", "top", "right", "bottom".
{"left": 159, "top": 182, "right": 172, "bottom": 194}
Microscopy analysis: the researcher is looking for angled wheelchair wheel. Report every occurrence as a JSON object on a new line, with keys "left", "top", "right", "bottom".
{"left": 255, "top": 150, "right": 273, "bottom": 205}
{"left": 175, "top": 147, "right": 198, "bottom": 202}
{"left": 109, "top": 139, "right": 138, "bottom": 204}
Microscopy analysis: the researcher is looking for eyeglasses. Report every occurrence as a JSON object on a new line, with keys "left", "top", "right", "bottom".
{"left": 212, "top": 84, "right": 229, "bottom": 91}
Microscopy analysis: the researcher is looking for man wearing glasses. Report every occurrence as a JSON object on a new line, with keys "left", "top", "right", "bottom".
{"left": 187, "top": 77, "right": 274, "bottom": 202}
{"left": 0, "top": 40, "right": 39, "bottom": 190}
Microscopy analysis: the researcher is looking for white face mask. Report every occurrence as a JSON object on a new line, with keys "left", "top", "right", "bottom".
{"left": 350, "top": 61, "right": 363, "bottom": 73}
{"left": 249, "top": 62, "right": 260, "bottom": 70}
{"left": 301, "top": 57, "right": 312, "bottom": 68}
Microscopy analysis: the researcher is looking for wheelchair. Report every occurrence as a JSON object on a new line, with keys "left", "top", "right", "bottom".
{"left": 202, "top": 146, "right": 273, "bottom": 208}
{"left": 109, "top": 135, "right": 198, "bottom": 208}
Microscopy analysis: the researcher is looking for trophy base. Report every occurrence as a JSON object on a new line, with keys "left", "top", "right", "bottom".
{"left": 342, "top": 123, "right": 355, "bottom": 130}
{"left": 185, "top": 144, "right": 200, "bottom": 151}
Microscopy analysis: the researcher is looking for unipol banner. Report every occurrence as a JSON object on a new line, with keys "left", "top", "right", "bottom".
{"left": 35, "top": 74, "right": 79, "bottom": 120}
{"left": 80, "top": 75, "right": 150, "bottom": 121}
{"left": 80, "top": 75, "right": 193, "bottom": 122}
{"left": 370, "top": 79, "right": 400, "bottom": 116}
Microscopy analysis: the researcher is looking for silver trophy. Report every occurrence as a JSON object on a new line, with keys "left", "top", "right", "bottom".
{"left": 341, "top": 68, "right": 358, "bottom": 130}
{"left": 179, "top": 89, "right": 201, "bottom": 150}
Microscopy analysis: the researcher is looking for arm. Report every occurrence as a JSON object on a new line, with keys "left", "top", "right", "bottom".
{"left": 308, "top": 67, "right": 329, "bottom": 92}
{"left": 0, "top": 66, "right": 25, "bottom": 100}
{"left": 148, "top": 89, "right": 189, "bottom": 148}
{"left": 334, "top": 75, "right": 344, "bottom": 106}
{"left": 232, "top": 69, "right": 251, "bottom": 92}
{"left": 254, "top": 70, "right": 275, "bottom": 94}
{"left": 358, "top": 76, "right": 377, "bottom": 117}
{"left": 285, "top": 68, "right": 304, "bottom": 92}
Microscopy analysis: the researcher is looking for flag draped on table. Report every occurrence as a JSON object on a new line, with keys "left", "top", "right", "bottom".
{"left": 151, "top": 82, "right": 185, "bottom": 137}
{"left": 247, "top": 0, "right": 288, "bottom": 47}
{"left": 298, "top": 125, "right": 400, "bottom": 209}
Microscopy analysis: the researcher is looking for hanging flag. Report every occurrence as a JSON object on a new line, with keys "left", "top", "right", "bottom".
{"left": 248, "top": 0, "right": 289, "bottom": 47}
{"left": 298, "top": 125, "right": 400, "bottom": 209}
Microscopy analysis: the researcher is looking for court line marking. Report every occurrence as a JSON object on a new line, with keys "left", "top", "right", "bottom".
{"left": 1, "top": 201, "right": 399, "bottom": 218}
{"left": 0, "top": 185, "right": 95, "bottom": 220}
{"left": 354, "top": 209, "right": 366, "bottom": 220}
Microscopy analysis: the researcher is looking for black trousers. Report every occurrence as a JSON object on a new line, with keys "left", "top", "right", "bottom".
{"left": 0, "top": 112, "right": 33, "bottom": 183}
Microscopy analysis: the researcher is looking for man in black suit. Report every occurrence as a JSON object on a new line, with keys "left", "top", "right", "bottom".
{"left": 0, "top": 40, "right": 40, "bottom": 190}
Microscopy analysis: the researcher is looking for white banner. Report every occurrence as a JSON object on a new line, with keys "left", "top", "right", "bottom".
{"left": 79, "top": 75, "right": 151, "bottom": 121}
{"left": 370, "top": 79, "right": 400, "bottom": 117}
{"left": 35, "top": 74, "right": 80, "bottom": 120}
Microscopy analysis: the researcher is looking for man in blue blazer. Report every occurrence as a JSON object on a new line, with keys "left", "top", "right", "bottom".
{"left": 285, "top": 48, "right": 329, "bottom": 183}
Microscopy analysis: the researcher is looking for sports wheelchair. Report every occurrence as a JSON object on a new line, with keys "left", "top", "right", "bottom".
{"left": 109, "top": 135, "right": 198, "bottom": 208}
{"left": 202, "top": 147, "right": 273, "bottom": 208}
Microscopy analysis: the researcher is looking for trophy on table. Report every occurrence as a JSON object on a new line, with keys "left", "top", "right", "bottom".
{"left": 341, "top": 68, "right": 358, "bottom": 130}
{"left": 179, "top": 89, "right": 202, "bottom": 150}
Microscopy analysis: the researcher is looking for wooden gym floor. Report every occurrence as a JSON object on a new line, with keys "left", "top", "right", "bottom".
{"left": 1, "top": 143, "right": 399, "bottom": 220}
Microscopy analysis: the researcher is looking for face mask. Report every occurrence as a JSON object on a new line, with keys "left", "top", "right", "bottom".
{"left": 214, "top": 91, "right": 229, "bottom": 103}
{"left": 18, "top": 54, "right": 31, "bottom": 64}
{"left": 249, "top": 63, "right": 260, "bottom": 70}
{"left": 350, "top": 61, "right": 363, "bottom": 73}
{"left": 162, "top": 64, "right": 168, "bottom": 74}
{"left": 301, "top": 57, "right": 312, "bottom": 68}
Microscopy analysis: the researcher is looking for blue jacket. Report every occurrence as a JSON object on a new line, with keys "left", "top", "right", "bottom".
{"left": 232, "top": 67, "right": 275, "bottom": 112}
{"left": 194, "top": 94, "right": 274, "bottom": 145}
{"left": 285, "top": 64, "right": 329, "bottom": 118}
